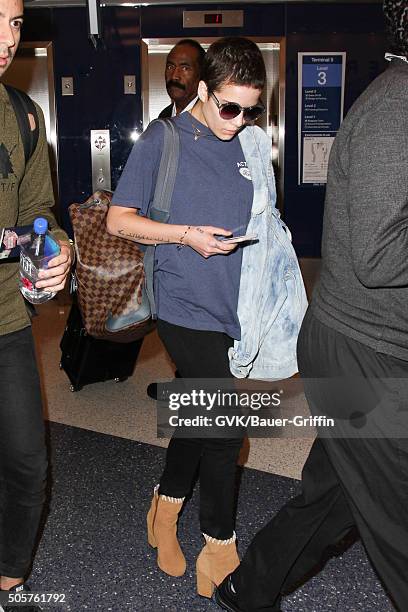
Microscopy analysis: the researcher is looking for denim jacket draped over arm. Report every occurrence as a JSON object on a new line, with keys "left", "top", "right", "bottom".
{"left": 229, "top": 126, "right": 308, "bottom": 379}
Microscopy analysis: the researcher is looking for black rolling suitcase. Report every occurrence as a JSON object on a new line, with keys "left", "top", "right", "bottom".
{"left": 60, "top": 301, "right": 143, "bottom": 392}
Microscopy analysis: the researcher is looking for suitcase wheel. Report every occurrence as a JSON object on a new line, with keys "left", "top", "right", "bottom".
{"left": 69, "top": 384, "right": 82, "bottom": 392}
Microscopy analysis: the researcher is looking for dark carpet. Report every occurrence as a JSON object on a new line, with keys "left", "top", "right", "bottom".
{"left": 28, "top": 423, "right": 393, "bottom": 611}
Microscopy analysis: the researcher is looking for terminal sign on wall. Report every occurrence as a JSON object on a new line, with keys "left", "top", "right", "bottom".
{"left": 298, "top": 52, "right": 346, "bottom": 185}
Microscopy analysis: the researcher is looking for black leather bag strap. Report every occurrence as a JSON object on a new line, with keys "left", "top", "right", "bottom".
{"left": 144, "top": 118, "right": 180, "bottom": 317}
{"left": 5, "top": 84, "right": 39, "bottom": 165}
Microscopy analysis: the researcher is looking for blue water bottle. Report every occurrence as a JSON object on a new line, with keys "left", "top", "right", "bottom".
{"left": 19, "top": 217, "right": 61, "bottom": 304}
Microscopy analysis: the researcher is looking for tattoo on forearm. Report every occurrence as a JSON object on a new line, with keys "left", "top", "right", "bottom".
{"left": 118, "top": 228, "right": 171, "bottom": 243}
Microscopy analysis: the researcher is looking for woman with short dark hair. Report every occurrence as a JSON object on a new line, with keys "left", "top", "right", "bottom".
{"left": 107, "top": 36, "right": 304, "bottom": 597}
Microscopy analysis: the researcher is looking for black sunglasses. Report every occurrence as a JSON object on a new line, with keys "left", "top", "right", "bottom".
{"left": 210, "top": 92, "right": 265, "bottom": 122}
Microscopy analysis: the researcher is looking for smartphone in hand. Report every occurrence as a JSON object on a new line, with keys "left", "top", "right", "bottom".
{"left": 218, "top": 233, "right": 258, "bottom": 244}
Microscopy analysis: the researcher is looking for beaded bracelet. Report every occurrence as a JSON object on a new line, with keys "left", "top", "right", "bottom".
{"left": 177, "top": 226, "right": 191, "bottom": 250}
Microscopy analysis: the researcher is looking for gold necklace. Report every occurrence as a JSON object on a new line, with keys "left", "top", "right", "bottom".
{"left": 192, "top": 123, "right": 202, "bottom": 141}
{"left": 189, "top": 110, "right": 205, "bottom": 141}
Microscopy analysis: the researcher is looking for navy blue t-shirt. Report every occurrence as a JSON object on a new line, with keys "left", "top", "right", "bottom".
{"left": 112, "top": 113, "right": 253, "bottom": 339}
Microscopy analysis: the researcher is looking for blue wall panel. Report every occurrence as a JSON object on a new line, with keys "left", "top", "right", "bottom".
{"left": 23, "top": 7, "right": 142, "bottom": 235}
{"left": 286, "top": 1, "right": 385, "bottom": 33}
{"left": 285, "top": 37, "right": 387, "bottom": 255}
{"left": 283, "top": 3, "right": 387, "bottom": 256}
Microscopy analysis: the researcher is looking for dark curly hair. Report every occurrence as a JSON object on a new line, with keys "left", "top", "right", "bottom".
{"left": 383, "top": 0, "right": 408, "bottom": 57}
{"left": 201, "top": 37, "right": 266, "bottom": 94}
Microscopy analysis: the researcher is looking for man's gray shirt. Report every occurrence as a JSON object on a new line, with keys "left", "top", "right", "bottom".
{"left": 312, "top": 59, "right": 408, "bottom": 361}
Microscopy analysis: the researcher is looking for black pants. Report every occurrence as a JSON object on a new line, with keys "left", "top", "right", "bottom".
{"left": 233, "top": 310, "right": 408, "bottom": 611}
{"left": 0, "top": 327, "right": 47, "bottom": 578}
{"left": 157, "top": 319, "right": 243, "bottom": 540}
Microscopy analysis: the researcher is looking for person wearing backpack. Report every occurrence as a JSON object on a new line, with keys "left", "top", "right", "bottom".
{"left": 107, "top": 37, "right": 305, "bottom": 597}
{"left": 0, "top": 0, "right": 72, "bottom": 608}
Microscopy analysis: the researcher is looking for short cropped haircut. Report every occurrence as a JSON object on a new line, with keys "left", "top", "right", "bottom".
{"left": 174, "top": 39, "right": 206, "bottom": 72}
{"left": 201, "top": 37, "right": 266, "bottom": 93}
{"left": 383, "top": 0, "right": 408, "bottom": 57}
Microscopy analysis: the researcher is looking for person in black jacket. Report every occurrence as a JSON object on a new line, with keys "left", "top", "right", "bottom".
{"left": 215, "top": 2, "right": 408, "bottom": 611}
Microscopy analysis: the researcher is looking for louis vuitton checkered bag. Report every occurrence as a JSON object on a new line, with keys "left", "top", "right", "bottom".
{"left": 68, "top": 119, "right": 180, "bottom": 342}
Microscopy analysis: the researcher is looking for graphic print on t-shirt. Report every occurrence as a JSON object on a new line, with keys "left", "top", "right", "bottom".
{"left": 0, "top": 143, "right": 16, "bottom": 179}
{"left": 237, "top": 161, "right": 252, "bottom": 181}
{"left": 0, "top": 142, "right": 17, "bottom": 194}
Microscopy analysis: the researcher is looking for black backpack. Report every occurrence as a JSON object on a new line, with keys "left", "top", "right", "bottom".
{"left": 5, "top": 84, "right": 39, "bottom": 164}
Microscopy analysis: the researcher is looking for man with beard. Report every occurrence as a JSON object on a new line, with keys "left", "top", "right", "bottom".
{"left": 0, "top": 0, "right": 71, "bottom": 609}
{"left": 158, "top": 39, "right": 205, "bottom": 118}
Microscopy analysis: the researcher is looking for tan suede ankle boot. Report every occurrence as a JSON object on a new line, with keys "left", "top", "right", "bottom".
{"left": 196, "top": 532, "right": 240, "bottom": 598}
{"left": 146, "top": 486, "right": 186, "bottom": 577}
